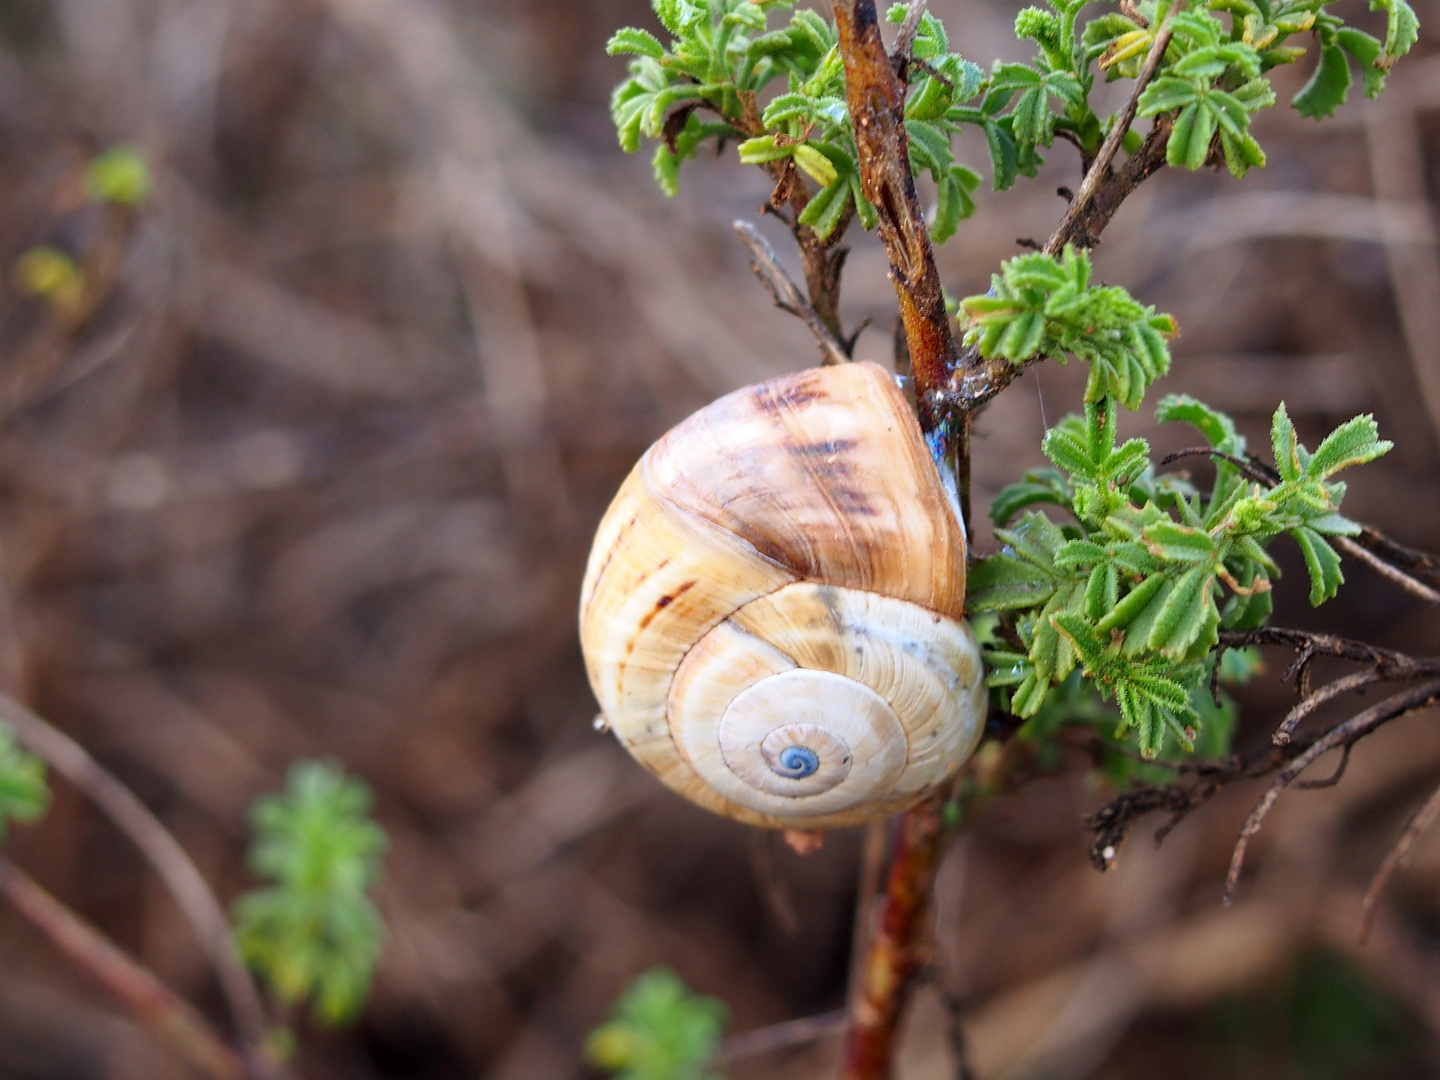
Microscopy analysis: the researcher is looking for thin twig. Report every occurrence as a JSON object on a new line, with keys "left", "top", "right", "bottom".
{"left": 0, "top": 855, "right": 249, "bottom": 1080}
{"left": 714, "top": 1009, "right": 848, "bottom": 1063}
{"left": 733, "top": 221, "right": 851, "bottom": 366}
{"left": 889, "top": 0, "right": 928, "bottom": 74}
{"left": 1359, "top": 778, "right": 1440, "bottom": 942}
{"left": 0, "top": 694, "right": 273, "bottom": 1066}
{"left": 1273, "top": 669, "right": 1393, "bottom": 745}
{"left": 1044, "top": 19, "right": 1173, "bottom": 256}
{"left": 1336, "top": 535, "right": 1440, "bottom": 605}
{"left": 838, "top": 792, "right": 947, "bottom": 1080}
{"left": 1225, "top": 678, "right": 1440, "bottom": 902}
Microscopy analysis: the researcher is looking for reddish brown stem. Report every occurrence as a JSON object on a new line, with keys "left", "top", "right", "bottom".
{"left": 832, "top": 0, "right": 958, "bottom": 433}
{"left": 838, "top": 794, "right": 946, "bottom": 1080}
{"left": 0, "top": 855, "right": 251, "bottom": 1080}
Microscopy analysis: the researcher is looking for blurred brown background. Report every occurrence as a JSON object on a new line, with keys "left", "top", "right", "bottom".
{"left": 1, "top": 0, "right": 1440, "bottom": 1077}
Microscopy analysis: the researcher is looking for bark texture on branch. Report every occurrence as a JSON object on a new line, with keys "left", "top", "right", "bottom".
{"left": 839, "top": 794, "right": 946, "bottom": 1080}
{"left": 833, "top": 0, "right": 958, "bottom": 431}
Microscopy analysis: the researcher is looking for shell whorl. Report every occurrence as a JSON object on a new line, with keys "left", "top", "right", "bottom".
{"left": 578, "top": 362, "right": 985, "bottom": 829}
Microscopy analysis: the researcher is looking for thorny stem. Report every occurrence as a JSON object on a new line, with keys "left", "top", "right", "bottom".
{"left": 834, "top": 0, "right": 959, "bottom": 437}
{"left": 839, "top": 794, "right": 947, "bottom": 1080}
{"left": 828, "top": 2, "right": 969, "bottom": 1075}
{"left": 0, "top": 694, "right": 276, "bottom": 1075}
{"left": 0, "top": 855, "right": 251, "bottom": 1080}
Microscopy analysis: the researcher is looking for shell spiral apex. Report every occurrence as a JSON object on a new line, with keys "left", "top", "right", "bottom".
{"left": 578, "top": 361, "right": 986, "bottom": 829}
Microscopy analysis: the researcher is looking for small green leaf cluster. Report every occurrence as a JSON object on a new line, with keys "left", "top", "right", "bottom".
{"left": 960, "top": 247, "right": 1177, "bottom": 409}
{"left": 971, "top": 397, "right": 1390, "bottom": 756}
{"left": 1133, "top": 9, "right": 1275, "bottom": 176}
{"left": 586, "top": 968, "right": 727, "bottom": 1080}
{"left": 234, "top": 761, "right": 386, "bottom": 1025}
{"left": 0, "top": 723, "right": 47, "bottom": 841}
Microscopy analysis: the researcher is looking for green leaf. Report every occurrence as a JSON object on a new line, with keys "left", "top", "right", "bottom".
{"left": 1142, "top": 520, "right": 1216, "bottom": 563}
{"left": 234, "top": 761, "right": 387, "bottom": 1025}
{"left": 1292, "top": 525, "right": 1344, "bottom": 605}
{"left": 1168, "top": 101, "right": 1216, "bottom": 170}
{"left": 792, "top": 143, "right": 838, "bottom": 185}
{"left": 0, "top": 724, "right": 47, "bottom": 841}
{"left": 737, "top": 135, "right": 792, "bottom": 164}
{"left": 607, "top": 27, "right": 667, "bottom": 59}
{"left": 1146, "top": 565, "right": 1216, "bottom": 658}
{"left": 1271, "top": 402, "right": 1301, "bottom": 481}
{"left": 1370, "top": 0, "right": 1419, "bottom": 60}
{"left": 1294, "top": 44, "right": 1351, "bottom": 119}
{"left": 587, "top": 969, "right": 726, "bottom": 1080}
{"left": 1336, "top": 29, "right": 1388, "bottom": 98}
{"left": 653, "top": 145, "right": 681, "bottom": 196}
{"left": 1095, "top": 573, "right": 1168, "bottom": 634}
{"left": 1306, "top": 413, "right": 1392, "bottom": 477}
{"left": 1138, "top": 76, "right": 1200, "bottom": 115}
{"left": 796, "top": 176, "right": 851, "bottom": 240}
{"left": 967, "top": 554, "right": 1057, "bottom": 611}
{"left": 990, "top": 469, "right": 1073, "bottom": 525}
{"left": 1156, "top": 394, "right": 1246, "bottom": 456}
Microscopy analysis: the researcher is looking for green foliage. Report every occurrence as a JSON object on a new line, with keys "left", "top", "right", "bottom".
{"left": 607, "top": 0, "right": 1417, "bottom": 245}
{"left": 0, "top": 723, "right": 47, "bottom": 841}
{"left": 959, "top": 247, "right": 1177, "bottom": 409}
{"left": 971, "top": 397, "right": 1390, "bottom": 756}
{"left": 84, "top": 145, "right": 151, "bottom": 205}
{"left": 586, "top": 969, "right": 727, "bottom": 1080}
{"left": 234, "top": 761, "right": 386, "bottom": 1026}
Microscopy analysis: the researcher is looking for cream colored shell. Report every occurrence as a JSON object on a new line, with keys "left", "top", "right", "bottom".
{"left": 578, "top": 361, "right": 986, "bottom": 829}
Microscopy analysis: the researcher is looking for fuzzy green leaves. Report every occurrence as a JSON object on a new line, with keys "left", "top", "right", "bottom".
{"left": 974, "top": 396, "right": 1392, "bottom": 757}
{"left": 1133, "top": 12, "right": 1274, "bottom": 177}
{"left": 0, "top": 724, "right": 47, "bottom": 841}
{"left": 234, "top": 761, "right": 386, "bottom": 1025}
{"left": 960, "top": 247, "right": 1177, "bottom": 409}
{"left": 587, "top": 969, "right": 727, "bottom": 1080}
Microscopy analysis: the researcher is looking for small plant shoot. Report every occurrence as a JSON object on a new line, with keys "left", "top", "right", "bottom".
{"left": 234, "top": 760, "right": 387, "bottom": 1025}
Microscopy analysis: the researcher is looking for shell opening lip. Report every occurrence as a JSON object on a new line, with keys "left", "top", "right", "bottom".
{"left": 774, "top": 745, "right": 820, "bottom": 779}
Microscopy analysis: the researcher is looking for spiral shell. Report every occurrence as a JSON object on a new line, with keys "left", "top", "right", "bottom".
{"left": 579, "top": 361, "right": 986, "bottom": 829}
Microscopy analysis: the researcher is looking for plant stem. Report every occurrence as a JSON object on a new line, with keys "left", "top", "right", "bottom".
{"left": 833, "top": 0, "right": 959, "bottom": 436}
{"left": 734, "top": 220, "right": 851, "bottom": 365}
{"left": 735, "top": 95, "right": 854, "bottom": 344}
{"left": 0, "top": 855, "right": 251, "bottom": 1080}
{"left": 838, "top": 794, "right": 947, "bottom": 1080}
{"left": 1044, "top": 21, "right": 1173, "bottom": 256}
{"left": 947, "top": 110, "right": 1176, "bottom": 414}
{"left": 0, "top": 694, "right": 275, "bottom": 1071}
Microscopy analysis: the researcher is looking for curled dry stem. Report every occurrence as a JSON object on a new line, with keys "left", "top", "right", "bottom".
{"left": 734, "top": 220, "right": 851, "bottom": 366}
{"left": 0, "top": 855, "right": 250, "bottom": 1080}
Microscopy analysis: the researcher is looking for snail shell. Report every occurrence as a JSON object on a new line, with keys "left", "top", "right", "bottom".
{"left": 579, "top": 361, "right": 986, "bottom": 829}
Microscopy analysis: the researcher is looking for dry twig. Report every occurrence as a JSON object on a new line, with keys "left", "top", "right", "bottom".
{"left": 0, "top": 855, "right": 250, "bottom": 1080}
{"left": 733, "top": 221, "right": 851, "bottom": 366}
{"left": 0, "top": 694, "right": 273, "bottom": 1069}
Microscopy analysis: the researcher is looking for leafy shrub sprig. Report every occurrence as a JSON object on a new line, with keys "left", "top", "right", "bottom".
{"left": 970, "top": 397, "right": 1391, "bottom": 755}
{"left": 234, "top": 760, "right": 387, "bottom": 1025}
